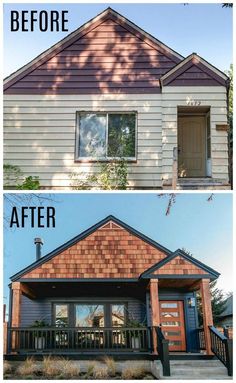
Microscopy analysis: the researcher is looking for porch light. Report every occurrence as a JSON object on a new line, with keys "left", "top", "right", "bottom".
{"left": 187, "top": 297, "right": 195, "bottom": 307}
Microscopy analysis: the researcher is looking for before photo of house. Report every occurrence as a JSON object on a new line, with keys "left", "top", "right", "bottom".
{"left": 3, "top": 4, "right": 232, "bottom": 190}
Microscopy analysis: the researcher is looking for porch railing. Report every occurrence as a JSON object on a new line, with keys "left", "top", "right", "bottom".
{"left": 8, "top": 327, "right": 151, "bottom": 354}
{"left": 156, "top": 326, "right": 170, "bottom": 376}
{"left": 197, "top": 327, "right": 206, "bottom": 350}
{"left": 209, "top": 326, "right": 233, "bottom": 376}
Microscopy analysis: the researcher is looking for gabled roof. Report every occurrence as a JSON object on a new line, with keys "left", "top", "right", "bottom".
{"left": 4, "top": 7, "right": 183, "bottom": 91}
{"left": 10, "top": 215, "right": 172, "bottom": 282}
{"left": 160, "top": 53, "right": 229, "bottom": 87}
{"left": 140, "top": 249, "right": 220, "bottom": 280}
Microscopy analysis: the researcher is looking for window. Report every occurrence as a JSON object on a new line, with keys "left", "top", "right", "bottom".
{"left": 75, "top": 304, "right": 105, "bottom": 327}
{"left": 55, "top": 304, "right": 69, "bottom": 327}
{"left": 161, "top": 312, "right": 179, "bottom": 318}
{"left": 111, "top": 304, "right": 125, "bottom": 327}
{"left": 77, "top": 113, "right": 136, "bottom": 159}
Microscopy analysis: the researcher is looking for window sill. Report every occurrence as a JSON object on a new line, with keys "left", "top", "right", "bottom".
{"left": 75, "top": 158, "right": 137, "bottom": 164}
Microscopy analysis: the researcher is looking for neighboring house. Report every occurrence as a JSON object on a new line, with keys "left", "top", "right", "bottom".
{"left": 218, "top": 295, "right": 233, "bottom": 328}
{"left": 3, "top": 8, "right": 230, "bottom": 190}
{"left": 6, "top": 215, "right": 232, "bottom": 377}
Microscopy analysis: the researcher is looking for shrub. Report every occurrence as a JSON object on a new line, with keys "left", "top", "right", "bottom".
{"left": 93, "top": 365, "right": 109, "bottom": 379}
{"left": 70, "top": 158, "right": 128, "bottom": 190}
{"left": 42, "top": 356, "right": 61, "bottom": 377}
{"left": 121, "top": 363, "right": 147, "bottom": 379}
{"left": 57, "top": 359, "right": 80, "bottom": 378}
{"left": 17, "top": 357, "right": 38, "bottom": 376}
{"left": 102, "top": 356, "right": 116, "bottom": 376}
{"left": 3, "top": 361, "right": 12, "bottom": 375}
{"left": 17, "top": 176, "right": 40, "bottom": 190}
{"left": 3, "top": 164, "right": 22, "bottom": 189}
{"left": 84, "top": 362, "right": 96, "bottom": 378}
{"left": 3, "top": 163, "right": 41, "bottom": 190}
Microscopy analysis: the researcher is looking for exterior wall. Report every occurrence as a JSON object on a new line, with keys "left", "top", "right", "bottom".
{"left": 20, "top": 295, "right": 145, "bottom": 327}
{"left": 4, "top": 18, "right": 178, "bottom": 95}
{"left": 153, "top": 256, "right": 208, "bottom": 276}
{"left": 4, "top": 87, "right": 229, "bottom": 189}
{"left": 4, "top": 93, "right": 162, "bottom": 189}
{"left": 161, "top": 86, "right": 229, "bottom": 183}
{"left": 20, "top": 221, "right": 167, "bottom": 279}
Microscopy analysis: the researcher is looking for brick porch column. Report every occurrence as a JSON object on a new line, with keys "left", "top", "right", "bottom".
{"left": 200, "top": 279, "right": 213, "bottom": 355}
{"left": 150, "top": 279, "right": 160, "bottom": 354}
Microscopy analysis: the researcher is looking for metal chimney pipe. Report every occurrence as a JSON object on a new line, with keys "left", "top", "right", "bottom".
{"left": 34, "top": 237, "right": 44, "bottom": 261}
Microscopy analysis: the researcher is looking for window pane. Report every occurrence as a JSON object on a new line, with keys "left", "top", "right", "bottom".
{"left": 161, "top": 303, "right": 178, "bottom": 308}
{"left": 161, "top": 312, "right": 179, "bottom": 317}
{"left": 79, "top": 114, "right": 106, "bottom": 157}
{"left": 164, "top": 331, "right": 181, "bottom": 337}
{"left": 75, "top": 305, "right": 105, "bottom": 327}
{"left": 162, "top": 321, "right": 180, "bottom": 326}
{"left": 55, "top": 304, "right": 68, "bottom": 327}
{"left": 112, "top": 304, "right": 125, "bottom": 327}
{"left": 108, "top": 114, "right": 135, "bottom": 157}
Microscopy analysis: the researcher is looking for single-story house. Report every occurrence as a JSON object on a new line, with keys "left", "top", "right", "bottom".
{"left": 5, "top": 216, "right": 232, "bottom": 376}
{"left": 3, "top": 8, "right": 230, "bottom": 190}
{"left": 217, "top": 295, "right": 233, "bottom": 328}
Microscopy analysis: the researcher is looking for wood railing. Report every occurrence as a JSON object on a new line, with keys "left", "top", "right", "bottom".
{"left": 209, "top": 326, "right": 233, "bottom": 376}
{"left": 156, "top": 326, "right": 170, "bottom": 376}
{"left": 8, "top": 327, "right": 151, "bottom": 353}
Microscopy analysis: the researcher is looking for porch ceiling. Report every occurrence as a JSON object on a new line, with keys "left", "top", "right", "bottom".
{"left": 20, "top": 280, "right": 148, "bottom": 300}
{"left": 158, "top": 277, "right": 202, "bottom": 290}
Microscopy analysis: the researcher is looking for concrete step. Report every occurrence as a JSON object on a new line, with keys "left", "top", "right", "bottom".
{"left": 176, "top": 178, "right": 230, "bottom": 190}
{"left": 160, "top": 359, "right": 231, "bottom": 380}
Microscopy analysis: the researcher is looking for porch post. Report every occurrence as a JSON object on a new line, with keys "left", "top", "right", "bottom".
{"left": 11, "top": 282, "right": 22, "bottom": 327}
{"left": 150, "top": 279, "right": 160, "bottom": 354}
{"left": 11, "top": 282, "right": 22, "bottom": 351}
{"left": 200, "top": 279, "right": 213, "bottom": 355}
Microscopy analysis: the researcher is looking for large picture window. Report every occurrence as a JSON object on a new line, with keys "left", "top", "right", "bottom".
{"left": 77, "top": 113, "right": 136, "bottom": 160}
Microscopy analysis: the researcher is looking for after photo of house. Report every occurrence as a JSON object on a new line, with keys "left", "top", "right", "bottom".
{"left": 3, "top": 193, "right": 233, "bottom": 379}
{"left": 3, "top": 3, "right": 233, "bottom": 190}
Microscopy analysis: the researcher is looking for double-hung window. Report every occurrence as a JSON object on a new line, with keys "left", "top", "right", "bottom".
{"left": 76, "top": 112, "right": 136, "bottom": 160}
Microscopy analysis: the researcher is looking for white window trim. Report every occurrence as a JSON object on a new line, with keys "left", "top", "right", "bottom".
{"left": 75, "top": 111, "right": 137, "bottom": 162}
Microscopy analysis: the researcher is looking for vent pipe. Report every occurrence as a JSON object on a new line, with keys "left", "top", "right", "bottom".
{"left": 34, "top": 237, "right": 44, "bottom": 261}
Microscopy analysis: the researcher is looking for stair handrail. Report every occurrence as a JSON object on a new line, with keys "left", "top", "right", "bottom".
{"left": 209, "top": 325, "right": 233, "bottom": 376}
{"left": 156, "top": 326, "right": 170, "bottom": 376}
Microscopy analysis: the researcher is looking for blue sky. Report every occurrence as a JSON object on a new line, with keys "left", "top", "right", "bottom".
{"left": 4, "top": 3, "right": 232, "bottom": 77}
{"left": 4, "top": 192, "right": 233, "bottom": 309}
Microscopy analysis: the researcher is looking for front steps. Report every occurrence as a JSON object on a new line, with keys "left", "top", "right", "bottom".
{"left": 160, "top": 359, "right": 231, "bottom": 380}
{"left": 176, "top": 178, "right": 231, "bottom": 190}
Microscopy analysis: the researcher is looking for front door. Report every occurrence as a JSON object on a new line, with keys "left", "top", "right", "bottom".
{"left": 159, "top": 300, "right": 186, "bottom": 352}
{"left": 178, "top": 116, "right": 206, "bottom": 177}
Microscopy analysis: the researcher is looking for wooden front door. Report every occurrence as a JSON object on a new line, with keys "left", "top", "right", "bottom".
{"left": 178, "top": 116, "right": 206, "bottom": 177}
{"left": 160, "top": 301, "right": 186, "bottom": 352}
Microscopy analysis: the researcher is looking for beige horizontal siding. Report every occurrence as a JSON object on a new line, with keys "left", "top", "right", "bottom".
{"left": 162, "top": 86, "right": 229, "bottom": 183}
{"left": 4, "top": 94, "right": 163, "bottom": 189}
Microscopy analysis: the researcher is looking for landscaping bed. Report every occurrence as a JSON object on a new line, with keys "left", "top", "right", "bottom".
{"left": 4, "top": 357, "right": 155, "bottom": 380}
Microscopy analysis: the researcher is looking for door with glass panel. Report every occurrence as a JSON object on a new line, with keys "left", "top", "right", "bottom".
{"left": 159, "top": 301, "right": 186, "bottom": 351}
{"left": 75, "top": 304, "right": 105, "bottom": 349}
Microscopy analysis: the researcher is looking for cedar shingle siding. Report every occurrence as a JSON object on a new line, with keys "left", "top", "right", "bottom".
{"left": 21, "top": 221, "right": 167, "bottom": 279}
{"left": 153, "top": 256, "right": 208, "bottom": 276}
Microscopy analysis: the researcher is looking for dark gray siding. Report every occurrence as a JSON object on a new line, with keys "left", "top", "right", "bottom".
{"left": 20, "top": 295, "right": 52, "bottom": 326}
{"left": 20, "top": 295, "right": 145, "bottom": 327}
